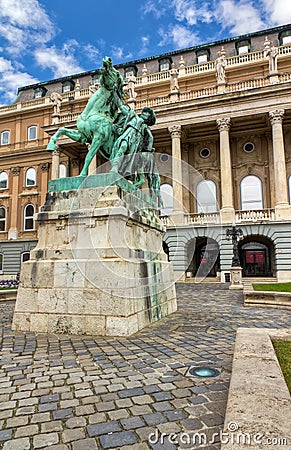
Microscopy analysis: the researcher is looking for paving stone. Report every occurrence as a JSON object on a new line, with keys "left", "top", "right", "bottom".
{"left": 0, "top": 429, "right": 12, "bottom": 441}
{"left": 118, "top": 388, "right": 145, "bottom": 398}
{"left": 143, "top": 412, "right": 167, "bottom": 426}
{"left": 181, "top": 418, "right": 203, "bottom": 430}
{"left": 41, "top": 421, "right": 63, "bottom": 433}
{"left": 33, "top": 432, "right": 59, "bottom": 448}
{"left": 88, "top": 412, "right": 107, "bottom": 424}
{"left": 62, "top": 427, "right": 86, "bottom": 442}
{"left": 200, "top": 413, "right": 224, "bottom": 427}
{"left": 3, "top": 437, "right": 30, "bottom": 450}
{"left": 120, "top": 416, "right": 145, "bottom": 430}
{"left": 99, "top": 431, "right": 138, "bottom": 448}
{"left": 53, "top": 408, "right": 74, "bottom": 420}
{"left": 66, "top": 417, "right": 87, "bottom": 428}
{"left": 6, "top": 417, "right": 28, "bottom": 428}
{"left": 87, "top": 421, "right": 121, "bottom": 437}
{"left": 108, "top": 408, "right": 130, "bottom": 420}
{"left": 72, "top": 438, "right": 98, "bottom": 450}
{"left": 15, "top": 424, "right": 39, "bottom": 437}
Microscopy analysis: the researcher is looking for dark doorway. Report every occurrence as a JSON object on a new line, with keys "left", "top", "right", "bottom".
{"left": 188, "top": 238, "right": 220, "bottom": 277}
{"left": 240, "top": 239, "right": 273, "bottom": 277}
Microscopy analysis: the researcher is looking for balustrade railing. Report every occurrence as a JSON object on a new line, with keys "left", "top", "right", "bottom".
{"left": 185, "top": 212, "right": 221, "bottom": 225}
{"left": 235, "top": 209, "right": 275, "bottom": 222}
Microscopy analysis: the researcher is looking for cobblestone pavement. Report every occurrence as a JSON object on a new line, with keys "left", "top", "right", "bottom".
{"left": 0, "top": 283, "right": 290, "bottom": 450}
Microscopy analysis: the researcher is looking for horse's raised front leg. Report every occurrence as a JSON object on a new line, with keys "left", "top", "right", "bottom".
{"left": 46, "top": 127, "right": 85, "bottom": 151}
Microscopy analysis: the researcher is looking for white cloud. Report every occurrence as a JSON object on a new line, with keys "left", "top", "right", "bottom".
{"left": 34, "top": 45, "right": 83, "bottom": 78}
{"left": 111, "top": 46, "right": 133, "bottom": 62}
{"left": 173, "top": 0, "right": 213, "bottom": 25}
{"left": 139, "top": 36, "right": 150, "bottom": 56}
{"left": 261, "top": 0, "right": 291, "bottom": 26}
{"left": 143, "top": 0, "right": 169, "bottom": 18}
{"left": 159, "top": 25, "right": 201, "bottom": 48}
{"left": 216, "top": 0, "right": 265, "bottom": 35}
{"left": 84, "top": 44, "right": 101, "bottom": 62}
{"left": 0, "top": 56, "right": 38, "bottom": 103}
{"left": 0, "top": 0, "right": 55, "bottom": 55}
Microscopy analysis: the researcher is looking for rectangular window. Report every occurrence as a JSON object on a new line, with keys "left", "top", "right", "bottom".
{"left": 197, "top": 54, "right": 208, "bottom": 64}
{"left": 1, "top": 131, "right": 10, "bottom": 145}
{"left": 28, "top": 126, "right": 37, "bottom": 141}
{"left": 160, "top": 63, "right": 170, "bottom": 71}
{"left": 238, "top": 45, "right": 249, "bottom": 55}
{"left": 282, "top": 35, "right": 291, "bottom": 45}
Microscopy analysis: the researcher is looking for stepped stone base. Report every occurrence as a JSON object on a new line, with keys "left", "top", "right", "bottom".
{"left": 12, "top": 182, "right": 177, "bottom": 336}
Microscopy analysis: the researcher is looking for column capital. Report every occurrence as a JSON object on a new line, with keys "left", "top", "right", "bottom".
{"left": 269, "top": 109, "right": 284, "bottom": 125}
{"left": 40, "top": 162, "right": 49, "bottom": 172}
{"left": 216, "top": 117, "right": 231, "bottom": 132}
{"left": 52, "top": 149, "right": 60, "bottom": 157}
{"left": 11, "top": 166, "right": 21, "bottom": 176}
{"left": 168, "top": 124, "right": 182, "bottom": 138}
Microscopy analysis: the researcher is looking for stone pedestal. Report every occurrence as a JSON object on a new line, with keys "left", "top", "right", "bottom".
{"left": 12, "top": 177, "right": 177, "bottom": 336}
{"left": 229, "top": 266, "right": 243, "bottom": 290}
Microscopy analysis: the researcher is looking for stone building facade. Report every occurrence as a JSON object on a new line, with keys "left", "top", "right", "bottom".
{"left": 1, "top": 24, "right": 291, "bottom": 280}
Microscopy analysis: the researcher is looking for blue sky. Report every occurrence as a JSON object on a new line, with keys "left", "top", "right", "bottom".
{"left": 0, "top": 0, "right": 291, "bottom": 105}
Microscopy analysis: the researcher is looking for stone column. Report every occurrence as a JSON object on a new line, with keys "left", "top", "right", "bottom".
{"left": 40, "top": 163, "right": 49, "bottom": 205}
{"left": 269, "top": 109, "right": 291, "bottom": 219}
{"left": 8, "top": 167, "right": 21, "bottom": 240}
{"left": 51, "top": 149, "right": 60, "bottom": 180}
{"left": 168, "top": 125, "right": 184, "bottom": 222}
{"left": 217, "top": 118, "right": 235, "bottom": 223}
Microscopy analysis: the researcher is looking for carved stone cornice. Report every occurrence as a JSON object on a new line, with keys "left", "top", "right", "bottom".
{"left": 269, "top": 109, "right": 284, "bottom": 125}
{"left": 216, "top": 117, "right": 231, "bottom": 132}
{"left": 11, "top": 166, "right": 20, "bottom": 176}
{"left": 40, "top": 162, "right": 49, "bottom": 172}
{"left": 168, "top": 124, "right": 182, "bottom": 138}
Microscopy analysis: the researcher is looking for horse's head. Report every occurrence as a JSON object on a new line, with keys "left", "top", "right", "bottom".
{"left": 100, "top": 56, "right": 125, "bottom": 94}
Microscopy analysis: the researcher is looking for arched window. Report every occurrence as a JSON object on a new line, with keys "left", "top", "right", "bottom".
{"left": 1, "top": 130, "right": 10, "bottom": 145}
{"left": 24, "top": 204, "right": 35, "bottom": 230}
{"left": 240, "top": 175, "right": 263, "bottom": 210}
{"left": 0, "top": 172, "right": 8, "bottom": 189}
{"left": 0, "top": 207, "right": 6, "bottom": 232}
{"left": 160, "top": 184, "right": 174, "bottom": 216}
{"left": 0, "top": 253, "right": 3, "bottom": 271}
{"left": 27, "top": 125, "right": 37, "bottom": 141}
{"left": 25, "top": 168, "right": 36, "bottom": 187}
{"left": 21, "top": 252, "right": 30, "bottom": 263}
{"left": 196, "top": 180, "right": 218, "bottom": 213}
{"left": 59, "top": 164, "right": 67, "bottom": 178}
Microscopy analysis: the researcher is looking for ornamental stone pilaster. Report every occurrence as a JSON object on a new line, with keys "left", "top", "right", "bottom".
{"left": 51, "top": 149, "right": 60, "bottom": 180}
{"left": 269, "top": 109, "right": 291, "bottom": 219}
{"left": 217, "top": 118, "right": 235, "bottom": 223}
{"left": 9, "top": 167, "right": 21, "bottom": 239}
{"left": 168, "top": 125, "right": 184, "bottom": 219}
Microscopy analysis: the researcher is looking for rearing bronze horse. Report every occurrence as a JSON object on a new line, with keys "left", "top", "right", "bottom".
{"left": 46, "top": 57, "right": 124, "bottom": 177}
